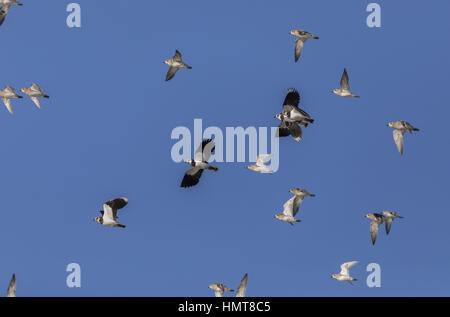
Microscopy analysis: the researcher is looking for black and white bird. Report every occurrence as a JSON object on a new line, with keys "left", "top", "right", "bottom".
{"left": 290, "top": 30, "right": 319, "bottom": 62}
{"left": 279, "top": 89, "right": 314, "bottom": 126}
{"left": 333, "top": 68, "right": 359, "bottom": 98}
{"left": 164, "top": 50, "right": 192, "bottom": 81}
{"left": 388, "top": 120, "right": 419, "bottom": 155}
{"left": 94, "top": 197, "right": 129, "bottom": 228}
{"left": 180, "top": 139, "right": 218, "bottom": 188}
{"left": 6, "top": 273, "right": 16, "bottom": 297}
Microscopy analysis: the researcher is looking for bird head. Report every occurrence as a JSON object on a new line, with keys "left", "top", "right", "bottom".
{"left": 184, "top": 159, "right": 194, "bottom": 166}
{"left": 274, "top": 113, "right": 283, "bottom": 120}
{"left": 387, "top": 122, "right": 394, "bottom": 128}
{"left": 93, "top": 217, "right": 102, "bottom": 224}
{"left": 333, "top": 89, "right": 340, "bottom": 94}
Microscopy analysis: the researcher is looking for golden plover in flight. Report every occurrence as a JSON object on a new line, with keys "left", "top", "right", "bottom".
{"left": 181, "top": 139, "right": 218, "bottom": 188}
{"left": 164, "top": 50, "right": 192, "bottom": 81}
{"left": 366, "top": 213, "right": 385, "bottom": 245}
{"left": 387, "top": 120, "right": 419, "bottom": 155}
{"left": 382, "top": 211, "right": 403, "bottom": 235}
{"left": 209, "top": 283, "right": 234, "bottom": 297}
{"left": 290, "top": 30, "right": 319, "bottom": 62}
{"left": 333, "top": 68, "right": 359, "bottom": 98}
{"left": 332, "top": 261, "right": 358, "bottom": 285}
{"left": 247, "top": 154, "right": 274, "bottom": 174}
{"left": 21, "top": 83, "right": 50, "bottom": 109}
{"left": 274, "top": 193, "right": 307, "bottom": 226}
{"left": 6, "top": 273, "right": 16, "bottom": 297}
{"left": 0, "top": 86, "right": 23, "bottom": 114}
{"left": 94, "top": 197, "right": 129, "bottom": 229}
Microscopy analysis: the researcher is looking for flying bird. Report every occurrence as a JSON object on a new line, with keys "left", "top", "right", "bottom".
{"left": 209, "top": 283, "right": 234, "bottom": 297}
{"left": 387, "top": 120, "right": 420, "bottom": 155}
{"left": 366, "top": 213, "right": 385, "bottom": 245}
{"left": 280, "top": 89, "right": 314, "bottom": 127}
{"left": 331, "top": 261, "right": 358, "bottom": 285}
{"left": 333, "top": 68, "right": 359, "bottom": 98}
{"left": 275, "top": 195, "right": 302, "bottom": 226}
{"left": 181, "top": 139, "right": 218, "bottom": 188}
{"left": 235, "top": 273, "right": 248, "bottom": 297}
{"left": 21, "top": 83, "right": 50, "bottom": 109}
{"left": 6, "top": 273, "right": 16, "bottom": 297}
{"left": 0, "top": 86, "right": 23, "bottom": 114}
{"left": 164, "top": 50, "right": 192, "bottom": 81}
{"left": 382, "top": 211, "right": 403, "bottom": 235}
{"left": 247, "top": 154, "right": 274, "bottom": 174}
{"left": 94, "top": 197, "right": 129, "bottom": 228}
{"left": 290, "top": 30, "right": 319, "bottom": 62}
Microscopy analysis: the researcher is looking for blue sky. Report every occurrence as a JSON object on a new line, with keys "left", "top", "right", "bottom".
{"left": 0, "top": 0, "right": 449, "bottom": 297}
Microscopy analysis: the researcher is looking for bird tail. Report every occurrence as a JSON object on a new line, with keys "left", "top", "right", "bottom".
{"left": 305, "top": 118, "right": 314, "bottom": 124}
{"left": 352, "top": 95, "right": 360, "bottom": 98}
{"left": 208, "top": 166, "right": 218, "bottom": 172}
{"left": 309, "top": 194, "right": 316, "bottom": 197}
{"left": 185, "top": 64, "right": 192, "bottom": 69}
{"left": 117, "top": 224, "right": 126, "bottom": 229}
{"left": 294, "top": 219, "right": 301, "bottom": 223}
{"left": 352, "top": 278, "right": 358, "bottom": 281}
{"left": 43, "top": 94, "right": 50, "bottom": 99}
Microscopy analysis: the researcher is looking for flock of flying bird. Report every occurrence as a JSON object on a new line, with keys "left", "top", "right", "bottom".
{"left": 1, "top": 2, "right": 421, "bottom": 296}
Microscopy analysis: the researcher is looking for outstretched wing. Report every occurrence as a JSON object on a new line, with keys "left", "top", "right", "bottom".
{"left": 282, "top": 196, "right": 295, "bottom": 217}
{"left": 292, "top": 196, "right": 304, "bottom": 217}
{"left": 384, "top": 217, "right": 393, "bottom": 235}
{"left": 104, "top": 197, "right": 128, "bottom": 220}
{"left": 283, "top": 89, "right": 300, "bottom": 108}
{"left": 340, "top": 261, "right": 358, "bottom": 276}
{"left": 181, "top": 166, "right": 203, "bottom": 188}
{"left": 7, "top": 274, "right": 16, "bottom": 297}
{"left": 256, "top": 154, "right": 271, "bottom": 167}
{"left": 2, "top": 97, "right": 13, "bottom": 114}
{"left": 288, "top": 122, "right": 302, "bottom": 142}
{"left": 340, "top": 68, "right": 350, "bottom": 91}
{"left": 173, "top": 50, "right": 183, "bottom": 62}
{"left": 236, "top": 273, "right": 248, "bottom": 297}
{"left": 294, "top": 39, "right": 304, "bottom": 62}
{"left": 370, "top": 221, "right": 380, "bottom": 245}
{"left": 393, "top": 129, "right": 404, "bottom": 155}
{"left": 165, "top": 66, "right": 179, "bottom": 81}
{"left": 195, "top": 139, "right": 215, "bottom": 162}
{"left": 0, "top": 6, "right": 7, "bottom": 26}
